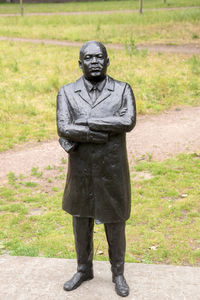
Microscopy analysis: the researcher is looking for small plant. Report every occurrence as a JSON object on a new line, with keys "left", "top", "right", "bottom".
{"left": 147, "top": 153, "right": 153, "bottom": 162}
{"left": 58, "top": 166, "right": 64, "bottom": 173}
{"left": 124, "top": 37, "right": 139, "bottom": 56}
{"left": 96, "top": 23, "right": 101, "bottom": 39}
{"left": 7, "top": 172, "right": 17, "bottom": 184}
{"left": 23, "top": 181, "right": 38, "bottom": 187}
{"left": 8, "top": 60, "right": 19, "bottom": 73}
{"left": 192, "top": 33, "right": 199, "bottom": 39}
{"left": 31, "top": 167, "right": 43, "bottom": 178}
{"left": 19, "top": 174, "right": 24, "bottom": 180}
{"left": 52, "top": 187, "right": 59, "bottom": 192}
{"left": 45, "top": 165, "right": 53, "bottom": 170}
{"left": 187, "top": 55, "right": 200, "bottom": 75}
{"left": 61, "top": 157, "right": 67, "bottom": 164}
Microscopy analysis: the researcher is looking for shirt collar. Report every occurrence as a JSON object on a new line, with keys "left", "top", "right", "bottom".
{"left": 83, "top": 76, "right": 107, "bottom": 93}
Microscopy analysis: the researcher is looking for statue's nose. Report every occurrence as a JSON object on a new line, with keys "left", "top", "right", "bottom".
{"left": 91, "top": 57, "right": 98, "bottom": 63}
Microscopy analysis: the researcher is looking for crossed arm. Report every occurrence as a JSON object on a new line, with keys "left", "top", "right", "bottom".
{"left": 56, "top": 84, "right": 136, "bottom": 153}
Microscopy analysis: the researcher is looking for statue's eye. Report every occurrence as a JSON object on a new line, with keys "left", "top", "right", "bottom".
{"left": 85, "top": 56, "right": 91, "bottom": 60}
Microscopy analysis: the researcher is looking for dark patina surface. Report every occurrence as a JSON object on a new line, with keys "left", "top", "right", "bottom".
{"left": 57, "top": 41, "right": 136, "bottom": 297}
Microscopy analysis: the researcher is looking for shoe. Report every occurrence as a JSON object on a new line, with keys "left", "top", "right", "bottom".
{"left": 113, "top": 274, "right": 129, "bottom": 297}
{"left": 63, "top": 270, "right": 94, "bottom": 291}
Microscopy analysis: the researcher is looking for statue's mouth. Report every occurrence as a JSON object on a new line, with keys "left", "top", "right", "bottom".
{"left": 90, "top": 67, "right": 101, "bottom": 71}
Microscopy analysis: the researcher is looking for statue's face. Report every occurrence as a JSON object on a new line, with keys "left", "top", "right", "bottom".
{"left": 79, "top": 43, "right": 109, "bottom": 81}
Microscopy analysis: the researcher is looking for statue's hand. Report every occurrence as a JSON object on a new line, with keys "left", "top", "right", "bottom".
{"left": 75, "top": 118, "right": 88, "bottom": 126}
{"left": 88, "top": 130, "right": 108, "bottom": 143}
{"left": 119, "top": 107, "right": 127, "bottom": 116}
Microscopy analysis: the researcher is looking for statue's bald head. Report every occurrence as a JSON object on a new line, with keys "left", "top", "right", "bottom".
{"left": 79, "top": 41, "right": 108, "bottom": 60}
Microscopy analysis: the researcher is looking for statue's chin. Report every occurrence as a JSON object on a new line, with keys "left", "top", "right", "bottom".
{"left": 85, "top": 73, "right": 106, "bottom": 82}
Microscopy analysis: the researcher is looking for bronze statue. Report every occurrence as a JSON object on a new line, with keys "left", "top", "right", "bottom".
{"left": 56, "top": 41, "right": 136, "bottom": 297}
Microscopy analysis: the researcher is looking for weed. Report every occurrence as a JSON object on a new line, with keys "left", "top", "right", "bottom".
{"left": 11, "top": 244, "right": 40, "bottom": 257}
{"left": 45, "top": 165, "right": 53, "bottom": 170}
{"left": 61, "top": 157, "right": 67, "bottom": 164}
{"left": 187, "top": 55, "right": 200, "bottom": 75}
{"left": 7, "top": 172, "right": 17, "bottom": 184}
{"left": 8, "top": 60, "right": 19, "bottom": 73}
{"left": 125, "top": 37, "right": 139, "bottom": 56}
{"left": 23, "top": 182, "right": 38, "bottom": 188}
{"left": 52, "top": 187, "right": 59, "bottom": 192}
{"left": 192, "top": 33, "right": 199, "bottom": 39}
{"left": 147, "top": 153, "right": 153, "bottom": 162}
{"left": 31, "top": 167, "right": 43, "bottom": 178}
{"left": 0, "top": 187, "right": 15, "bottom": 201}
{"left": 96, "top": 23, "right": 102, "bottom": 40}
{"left": 58, "top": 166, "right": 64, "bottom": 173}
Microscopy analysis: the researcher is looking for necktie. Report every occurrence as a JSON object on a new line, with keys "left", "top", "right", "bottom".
{"left": 91, "top": 86, "right": 98, "bottom": 104}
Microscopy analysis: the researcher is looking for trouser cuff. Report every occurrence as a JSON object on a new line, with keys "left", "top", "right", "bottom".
{"left": 77, "top": 262, "right": 93, "bottom": 273}
{"left": 111, "top": 262, "right": 124, "bottom": 276}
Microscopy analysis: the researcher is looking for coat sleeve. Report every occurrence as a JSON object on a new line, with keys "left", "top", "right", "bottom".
{"left": 88, "top": 84, "right": 136, "bottom": 133}
{"left": 56, "top": 87, "right": 108, "bottom": 147}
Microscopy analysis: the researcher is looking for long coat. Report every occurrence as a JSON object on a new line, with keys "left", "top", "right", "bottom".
{"left": 57, "top": 75, "right": 136, "bottom": 223}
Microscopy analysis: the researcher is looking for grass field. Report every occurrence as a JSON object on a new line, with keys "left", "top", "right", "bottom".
{"left": 0, "top": 153, "right": 199, "bottom": 265}
{"left": 0, "top": 0, "right": 200, "bottom": 14}
{"left": 0, "top": 8, "right": 200, "bottom": 45}
{"left": 0, "top": 0, "right": 199, "bottom": 268}
{"left": 0, "top": 41, "right": 199, "bottom": 152}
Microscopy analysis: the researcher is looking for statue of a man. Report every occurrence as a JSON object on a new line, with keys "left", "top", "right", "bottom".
{"left": 57, "top": 41, "right": 136, "bottom": 297}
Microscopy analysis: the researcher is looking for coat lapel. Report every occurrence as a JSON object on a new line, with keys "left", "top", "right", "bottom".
{"left": 74, "top": 76, "right": 115, "bottom": 108}
{"left": 92, "top": 76, "right": 115, "bottom": 108}
{"left": 74, "top": 76, "right": 92, "bottom": 106}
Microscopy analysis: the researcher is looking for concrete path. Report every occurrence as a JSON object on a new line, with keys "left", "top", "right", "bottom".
{"left": 0, "top": 6, "right": 200, "bottom": 17}
{"left": 1, "top": 36, "right": 200, "bottom": 54}
{"left": 0, "top": 255, "right": 200, "bottom": 300}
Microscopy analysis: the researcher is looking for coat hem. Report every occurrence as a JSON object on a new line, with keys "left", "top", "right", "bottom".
{"left": 62, "top": 207, "right": 130, "bottom": 224}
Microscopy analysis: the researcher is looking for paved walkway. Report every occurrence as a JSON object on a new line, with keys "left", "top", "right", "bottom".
{"left": 1, "top": 36, "right": 200, "bottom": 54}
{"left": 0, "top": 255, "right": 200, "bottom": 300}
{"left": 0, "top": 6, "right": 199, "bottom": 17}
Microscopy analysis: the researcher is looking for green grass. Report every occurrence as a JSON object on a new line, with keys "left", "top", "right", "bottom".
{"left": 0, "top": 41, "right": 200, "bottom": 152}
{"left": 0, "top": 153, "right": 199, "bottom": 265}
{"left": 0, "top": 8, "right": 200, "bottom": 45}
{"left": 0, "top": 0, "right": 200, "bottom": 14}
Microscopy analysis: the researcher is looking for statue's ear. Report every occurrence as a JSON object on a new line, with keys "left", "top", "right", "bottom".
{"left": 79, "top": 60, "right": 82, "bottom": 69}
{"left": 107, "top": 57, "right": 110, "bottom": 67}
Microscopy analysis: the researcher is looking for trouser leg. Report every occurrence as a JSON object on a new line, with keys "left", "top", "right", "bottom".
{"left": 104, "top": 222, "right": 126, "bottom": 276}
{"left": 73, "top": 216, "right": 94, "bottom": 273}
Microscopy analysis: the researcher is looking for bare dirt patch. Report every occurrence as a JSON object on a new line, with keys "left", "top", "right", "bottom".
{"left": 0, "top": 6, "right": 199, "bottom": 17}
{"left": 27, "top": 207, "right": 44, "bottom": 216}
{"left": 130, "top": 171, "right": 154, "bottom": 181}
{"left": 0, "top": 106, "right": 200, "bottom": 183}
{"left": 0, "top": 37, "right": 200, "bottom": 54}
